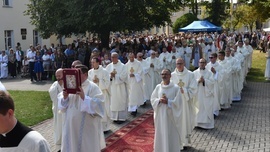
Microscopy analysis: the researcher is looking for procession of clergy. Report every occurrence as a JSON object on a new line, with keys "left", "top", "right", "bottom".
{"left": 49, "top": 37, "right": 253, "bottom": 152}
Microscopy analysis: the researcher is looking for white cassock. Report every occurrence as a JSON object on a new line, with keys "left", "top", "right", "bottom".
{"left": 48, "top": 81, "right": 63, "bottom": 148}
{"left": 138, "top": 59, "right": 152, "bottom": 101}
{"left": 0, "top": 54, "right": 8, "bottom": 78}
{"left": 175, "top": 46, "right": 184, "bottom": 58}
{"left": 199, "top": 43, "right": 206, "bottom": 58}
{"left": 244, "top": 44, "right": 253, "bottom": 70}
{"left": 218, "top": 59, "right": 233, "bottom": 108}
{"left": 206, "top": 62, "right": 224, "bottom": 116}
{"left": 204, "top": 44, "right": 216, "bottom": 63}
{"left": 171, "top": 67, "right": 198, "bottom": 147}
{"left": 193, "top": 68, "right": 215, "bottom": 129}
{"left": 145, "top": 57, "right": 162, "bottom": 93}
{"left": 151, "top": 81, "right": 183, "bottom": 152}
{"left": 58, "top": 80, "right": 106, "bottom": 152}
{"left": 225, "top": 56, "right": 239, "bottom": 101}
{"left": 237, "top": 46, "right": 249, "bottom": 78}
{"left": 231, "top": 53, "right": 244, "bottom": 101}
{"left": 88, "top": 65, "right": 111, "bottom": 131}
{"left": 159, "top": 52, "right": 172, "bottom": 70}
{"left": 170, "top": 52, "right": 180, "bottom": 71}
{"left": 125, "top": 59, "right": 144, "bottom": 111}
{"left": 181, "top": 46, "right": 192, "bottom": 70}
{"left": 265, "top": 50, "right": 270, "bottom": 79}
{"left": 106, "top": 60, "right": 128, "bottom": 121}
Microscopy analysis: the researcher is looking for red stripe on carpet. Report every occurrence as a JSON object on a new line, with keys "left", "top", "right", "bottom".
{"left": 102, "top": 110, "right": 154, "bottom": 152}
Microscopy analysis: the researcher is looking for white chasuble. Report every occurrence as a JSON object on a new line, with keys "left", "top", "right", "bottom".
{"left": 125, "top": 59, "right": 144, "bottom": 106}
{"left": 58, "top": 80, "right": 105, "bottom": 152}
{"left": 171, "top": 67, "right": 198, "bottom": 146}
{"left": 48, "top": 81, "right": 63, "bottom": 146}
{"left": 88, "top": 65, "right": 111, "bottom": 131}
{"left": 151, "top": 82, "right": 183, "bottom": 152}
{"left": 193, "top": 68, "right": 215, "bottom": 129}
{"left": 106, "top": 60, "right": 128, "bottom": 120}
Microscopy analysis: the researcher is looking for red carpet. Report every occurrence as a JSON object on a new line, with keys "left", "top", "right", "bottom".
{"left": 102, "top": 110, "right": 154, "bottom": 152}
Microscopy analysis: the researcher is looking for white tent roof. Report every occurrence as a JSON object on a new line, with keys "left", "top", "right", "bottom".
{"left": 263, "top": 27, "right": 270, "bottom": 32}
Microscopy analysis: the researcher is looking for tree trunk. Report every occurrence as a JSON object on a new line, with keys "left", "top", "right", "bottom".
{"left": 99, "top": 30, "right": 110, "bottom": 49}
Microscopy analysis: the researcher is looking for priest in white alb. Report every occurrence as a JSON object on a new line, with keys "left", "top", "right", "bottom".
{"left": 159, "top": 47, "right": 172, "bottom": 70}
{"left": 151, "top": 69, "right": 183, "bottom": 152}
{"left": 58, "top": 65, "right": 106, "bottom": 152}
{"left": 88, "top": 57, "right": 111, "bottom": 132}
{"left": 145, "top": 51, "right": 162, "bottom": 94}
{"left": 48, "top": 68, "right": 63, "bottom": 151}
{"left": 171, "top": 58, "right": 198, "bottom": 147}
{"left": 125, "top": 53, "right": 144, "bottom": 116}
{"left": 206, "top": 53, "right": 224, "bottom": 116}
{"left": 106, "top": 52, "right": 128, "bottom": 123}
{"left": 181, "top": 40, "right": 192, "bottom": 70}
{"left": 218, "top": 51, "right": 232, "bottom": 109}
{"left": 193, "top": 58, "right": 215, "bottom": 129}
{"left": 137, "top": 52, "right": 151, "bottom": 104}
{"left": 231, "top": 48, "right": 244, "bottom": 101}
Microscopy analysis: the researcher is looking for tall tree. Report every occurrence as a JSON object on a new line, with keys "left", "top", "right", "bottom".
{"left": 25, "top": 0, "right": 182, "bottom": 48}
{"left": 205, "top": 0, "right": 229, "bottom": 26}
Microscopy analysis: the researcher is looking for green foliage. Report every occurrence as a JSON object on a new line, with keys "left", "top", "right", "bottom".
{"left": 9, "top": 91, "right": 52, "bottom": 126}
{"left": 172, "top": 13, "right": 198, "bottom": 33}
{"left": 25, "top": 0, "right": 182, "bottom": 47}
{"left": 205, "top": 0, "right": 229, "bottom": 26}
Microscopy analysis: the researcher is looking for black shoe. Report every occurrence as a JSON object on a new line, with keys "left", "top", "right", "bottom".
{"left": 141, "top": 102, "right": 147, "bottom": 107}
{"left": 131, "top": 110, "right": 137, "bottom": 116}
{"left": 103, "top": 130, "right": 110, "bottom": 134}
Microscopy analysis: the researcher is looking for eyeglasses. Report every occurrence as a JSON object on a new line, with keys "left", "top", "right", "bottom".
{"left": 176, "top": 63, "right": 184, "bottom": 65}
{"left": 161, "top": 73, "right": 170, "bottom": 76}
{"left": 209, "top": 57, "right": 214, "bottom": 59}
{"left": 138, "top": 56, "right": 143, "bottom": 58}
{"left": 199, "top": 62, "right": 206, "bottom": 63}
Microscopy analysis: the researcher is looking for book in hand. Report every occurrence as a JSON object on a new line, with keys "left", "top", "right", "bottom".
{"left": 63, "top": 69, "right": 82, "bottom": 94}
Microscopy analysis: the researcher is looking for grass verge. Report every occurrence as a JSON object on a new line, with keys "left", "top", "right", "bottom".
{"left": 8, "top": 90, "right": 52, "bottom": 126}
{"left": 246, "top": 50, "right": 267, "bottom": 82}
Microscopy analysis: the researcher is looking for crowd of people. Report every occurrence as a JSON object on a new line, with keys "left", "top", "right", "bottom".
{"left": 45, "top": 30, "right": 261, "bottom": 152}
{"left": 1, "top": 30, "right": 269, "bottom": 152}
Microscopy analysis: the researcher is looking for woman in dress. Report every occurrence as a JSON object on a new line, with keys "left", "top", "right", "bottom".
{"left": 8, "top": 48, "right": 17, "bottom": 78}
{"left": 265, "top": 40, "right": 270, "bottom": 81}
{"left": 34, "top": 51, "right": 44, "bottom": 81}
{"left": 54, "top": 49, "right": 65, "bottom": 69}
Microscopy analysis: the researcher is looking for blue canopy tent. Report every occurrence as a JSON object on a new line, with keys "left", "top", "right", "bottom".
{"left": 179, "top": 20, "right": 222, "bottom": 32}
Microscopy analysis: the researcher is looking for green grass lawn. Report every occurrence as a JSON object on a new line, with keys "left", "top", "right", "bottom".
{"left": 246, "top": 50, "right": 267, "bottom": 82}
{"left": 8, "top": 90, "right": 52, "bottom": 126}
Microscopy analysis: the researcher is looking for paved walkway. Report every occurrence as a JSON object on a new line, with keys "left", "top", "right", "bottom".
{"left": 2, "top": 78, "right": 270, "bottom": 152}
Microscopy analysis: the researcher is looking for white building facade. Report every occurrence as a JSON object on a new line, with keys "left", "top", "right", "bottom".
{"left": 0, "top": 0, "right": 50, "bottom": 51}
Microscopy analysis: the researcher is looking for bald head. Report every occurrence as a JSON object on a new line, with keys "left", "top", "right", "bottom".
{"left": 71, "top": 60, "right": 82, "bottom": 68}
{"left": 111, "top": 52, "right": 119, "bottom": 64}
{"left": 55, "top": 68, "right": 63, "bottom": 84}
{"left": 176, "top": 58, "right": 185, "bottom": 72}
{"left": 137, "top": 52, "right": 143, "bottom": 61}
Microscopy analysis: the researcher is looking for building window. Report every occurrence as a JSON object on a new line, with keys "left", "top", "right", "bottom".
{"left": 4, "top": 30, "right": 13, "bottom": 50}
{"left": 21, "top": 28, "right": 27, "bottom": 40}
{"left": 33, "top": 30, "right": 40, "bottom": 46}
{"left": 3, "top": 0, "right": 12, "bottom": 7}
